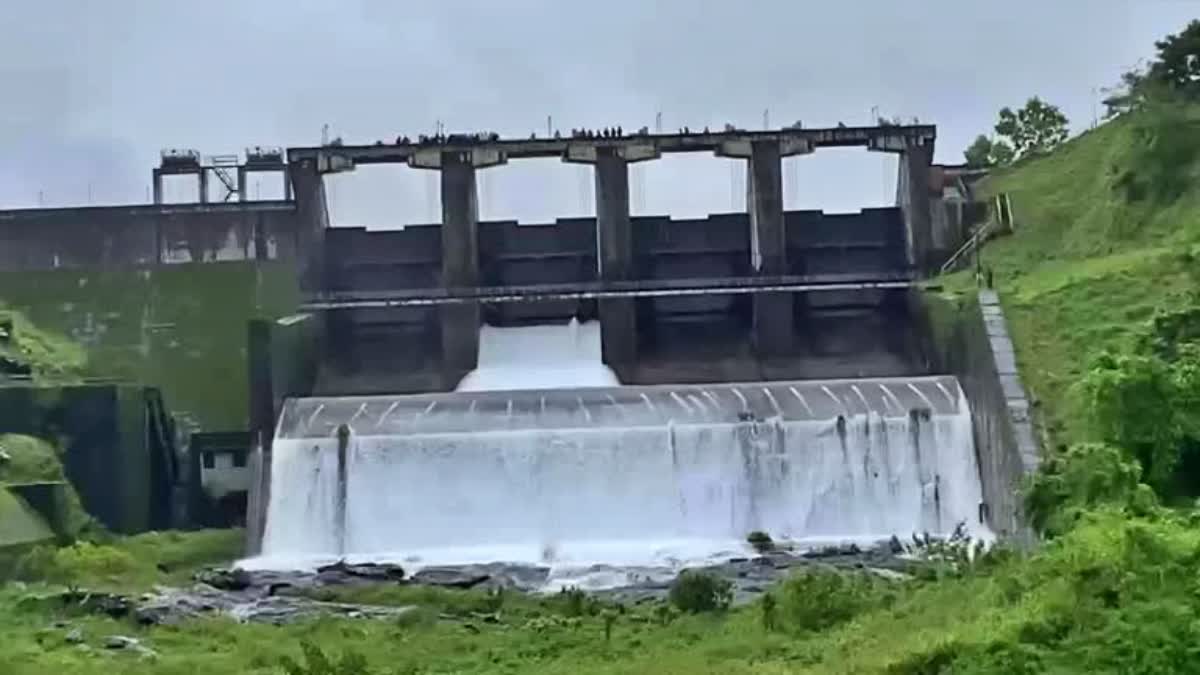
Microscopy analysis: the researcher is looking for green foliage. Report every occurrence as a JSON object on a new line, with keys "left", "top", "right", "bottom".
{"left": 0, "top": 434, "right": 64, "bottom": 484}
{"left": 1113, "top": 94, "right": 1200, "bottom": 203}
{"left": 963, "top": 134, "right": 1015, "bottom": 168}
{"left": 1025, "top": 443, "right": 1148, "bottom": 535}
{"left": 995, "top": 97, "right": 1070, "bottom": 160}
{"left": 280, "top": 642, "right": 373, "bottom": 675}
{"left": 777, "top": 568, "right": 889, "bottom": 632}
{"left": 745, "top": 530, "right": 773, "bottom": 553}
{"left": 668, "top": 570, "right": 733, "bottom": 613}
{"left": 1148, "top": 19, "right": 1200, "bottom": 99}
{"left": 8, "top": 529, "right": 242, "bottom": 588}
{"left": 760, "top": 592, "right": 777, "bottom": 632}
{"left": 0, "top": 307, "right": 86, "bottom": 382}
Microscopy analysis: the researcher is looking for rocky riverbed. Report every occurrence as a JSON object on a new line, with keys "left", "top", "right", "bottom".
{"left": 21, "top": 537, "right": 958, "bottom": 627}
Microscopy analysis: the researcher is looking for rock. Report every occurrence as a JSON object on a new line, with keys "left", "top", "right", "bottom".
{"left": 60, "top": 590, "right": 132, "bottom": 618}
{"left": 103, "top": 635, "right": 141, "bottom": 650}
{"left": 411, "top": 567, "right": 491, "bottom": 589}
{"left": 64, "top": 628, "right": 84, "bottom": 644}
{"left": 102, "top": 634, "right": 158, "bottom": 658}
{"left": 867, "top": 567, "right": 911, "bottom": 582}
{"left": 889, "top": 535, "right": 905, "bottom": 554}
{"left": 316, "top": 560, "right": 405, "bottom": 582}
{"left": 195, "top": 568, "right": 252, "bottom": 591}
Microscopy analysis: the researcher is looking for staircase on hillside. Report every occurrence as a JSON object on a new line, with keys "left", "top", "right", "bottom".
{"left": 939, "top": 193, "right": 1015, "bottom": 275}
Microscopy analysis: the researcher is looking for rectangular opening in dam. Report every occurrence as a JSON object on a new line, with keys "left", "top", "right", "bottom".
{"left": 783, "top": 147, "right": 899, "bottom": 213}
{"left": 326, "top": 165, "right": 435, "bottom": 228}
{"left": 633, "top": 154, "right": 746, "bottom": 218}
{"left": 478, "top": 157, "right": 595, "bottom": 223}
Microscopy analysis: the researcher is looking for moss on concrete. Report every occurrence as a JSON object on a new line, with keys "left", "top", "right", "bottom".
{"left": 0, "top": 434, "right": 62, "bottom": 484}
{"left": 0, "top": 261, "right": 300, "bottom": 432}
{"left": 0, "top": 306, "right": 86, "bottom": 382}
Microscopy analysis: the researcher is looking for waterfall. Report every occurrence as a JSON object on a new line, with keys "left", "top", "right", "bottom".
{"left": 248, "top": 318, "right": 989, "bottom": 575}
{"left": 252, "top": 381, "right": 988, "bottom": 572}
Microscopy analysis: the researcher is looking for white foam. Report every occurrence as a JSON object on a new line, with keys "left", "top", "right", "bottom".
{"left": 455, "top": 319, "right": 620, "bottom": 391}
{"left": 249, "top": 321, "right": 991, "bottom": 586}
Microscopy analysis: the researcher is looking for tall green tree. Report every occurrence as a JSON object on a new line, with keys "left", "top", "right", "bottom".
{"left": 963, "top": 134, "right": 1014, "bottom": 168}
{"left": 994, "top": 97, "right": 1070, "bottom": 160}
{"left": 1148, "top": 19, "right": 1200, "bottom": 98}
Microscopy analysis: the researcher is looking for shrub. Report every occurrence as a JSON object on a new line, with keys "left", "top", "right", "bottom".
{"left": 14, "top": 541, "right": 139, "bottom": 585}
{"left": 1025, "top": 442, "right": 1147, "bottom": 536}
{"left": 746, "top": 530, "right": 774, "bottom": 553}
{"left": 778, "top": 568, "right": 886, "bottom": 632}
{"left": 668, "top": 570, "right": 733, "bottom": 613}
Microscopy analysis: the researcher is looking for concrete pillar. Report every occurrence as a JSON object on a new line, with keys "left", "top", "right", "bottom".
{"left": 594, "top": 148, "right": 637, "bottom": 367}
{"left": 237, "top": 166, "right": 248, "bottom": 202}
{"left": 282, "top": 167, "right": 293, "bottom": 201}
{"left": 198, "top": 170, "right": 209, "bottom": 204}
{"left": 901, "top": 143, "right": 934, "bottom": 275}
{"left": 288, "top": 161, "right": 331, "bottom": 292}
{"left": 152, "top": 170, "right": 163, "bottom": 205}
{"left": 746, "top": 140, "right": 793, "bottom": 357}
{"left": 440, "top": 151, "right": 481, "bottom": 379}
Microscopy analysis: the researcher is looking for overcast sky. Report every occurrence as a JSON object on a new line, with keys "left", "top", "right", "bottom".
{"left": 1, "top": 1, "right": 1197, "bottom": 226}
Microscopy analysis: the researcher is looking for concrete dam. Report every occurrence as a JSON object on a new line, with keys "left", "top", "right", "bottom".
{"left": 0, "top": 123, "right": 1036, "bottom": 573}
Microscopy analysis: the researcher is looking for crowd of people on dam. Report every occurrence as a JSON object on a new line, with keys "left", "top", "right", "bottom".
{"left": 367, "top": 123, "right": 760, "bottom": 148}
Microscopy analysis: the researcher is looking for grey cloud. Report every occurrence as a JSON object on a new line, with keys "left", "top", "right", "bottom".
{"left": 2, "top": 0, "right": 1197, "bottom": 219}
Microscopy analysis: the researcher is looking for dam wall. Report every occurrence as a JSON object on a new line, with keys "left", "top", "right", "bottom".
{"left": 317, "top": 207, "right": 922, "bottom": 395}
{"left": 920, "top": 289, "right": 1039, "bottom": 540}
{"left": 0, "top": 202, "right": 306, "bottom": 268}
{"left": 0, "top": 262, "right": 300, "bottom": 433}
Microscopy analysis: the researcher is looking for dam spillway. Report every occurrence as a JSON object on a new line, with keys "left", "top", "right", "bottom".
{"left": 254, "top": 375, "right": 987, "bottom": 571}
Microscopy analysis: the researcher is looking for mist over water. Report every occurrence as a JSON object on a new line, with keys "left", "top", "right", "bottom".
{"left": 252, "top": 321, "right": 989, "bottom": 581}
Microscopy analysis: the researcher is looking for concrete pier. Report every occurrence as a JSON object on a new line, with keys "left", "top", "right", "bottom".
{"left": 594, "top": 148, "right": 638, "bottom": 368}
{"left": 746, "top": 140, "right": 793, "bottom": 357}
{"left": 439, "top": 151, "right": 482, "bottom": 379}
{"left": 901, "top": 143, "right": 935, "bottom": 274}
{"left": 289, "top": 160, "right": 331, "bottom": 291}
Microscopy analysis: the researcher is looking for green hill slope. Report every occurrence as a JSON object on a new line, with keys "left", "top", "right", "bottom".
{"left": 965, "top": 103, "right": 1200, "bottom": 445}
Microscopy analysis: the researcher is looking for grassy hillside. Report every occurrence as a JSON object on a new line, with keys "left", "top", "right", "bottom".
{"left": 963, "top": 103, "right": 1200, "bottom": 445}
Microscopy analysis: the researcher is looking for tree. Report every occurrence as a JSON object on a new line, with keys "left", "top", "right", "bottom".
{"left": 1148, "top": 19, "right": 1200, "bottom": 98}
{"left": 1102, "top": 65, "right": 1150, "bottom": 118}
{"left": 963, "top": 134, "right": 1015, "bottom": 168}
{"left": 994, "top": 97, "right": 1069, "bottom": 160}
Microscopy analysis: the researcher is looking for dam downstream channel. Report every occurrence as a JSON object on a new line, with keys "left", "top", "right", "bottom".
{"left": 248, "top": 322, "right": 990, "bottom": 587}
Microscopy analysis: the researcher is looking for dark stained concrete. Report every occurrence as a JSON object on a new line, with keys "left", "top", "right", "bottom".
{"left": 438, "top": 152, "right": 483, "bottom": 379}
{"left": 594, "top": 148, "right": 638, "bottom": 369}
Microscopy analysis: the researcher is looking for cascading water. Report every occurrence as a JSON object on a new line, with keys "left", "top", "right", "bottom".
{"left": 251, "top": 321, "right": 990, "bottom": 581}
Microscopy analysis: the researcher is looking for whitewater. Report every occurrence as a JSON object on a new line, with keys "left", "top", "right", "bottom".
{"left": 247, "top": 319, "right": 989, "bottom": 585}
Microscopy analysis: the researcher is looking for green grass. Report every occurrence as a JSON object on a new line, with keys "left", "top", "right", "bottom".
{"left": 964, "top": 108, "right": 1200, "bottom": 446}
{"left": 2, "top": 511, "right": 1197, "bottom": 674}
{"left": 9, "top": 529, "right": 245, "bottom": 591}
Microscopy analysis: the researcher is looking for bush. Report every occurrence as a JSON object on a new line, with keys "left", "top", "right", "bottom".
{"left": 668, "top": 570, "right": 733, "bottom": 613}
{"left": 778, "top": 568, "right": 887, "bottom": 632}
{"left": 1025, "top": 442, "right": 1148, "bottom": 536}
{"left": 15, "top": 541, "right": 139, "bottom": 585}
{"left": 746, "top": 530, "right": 774, "bottom": 553}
